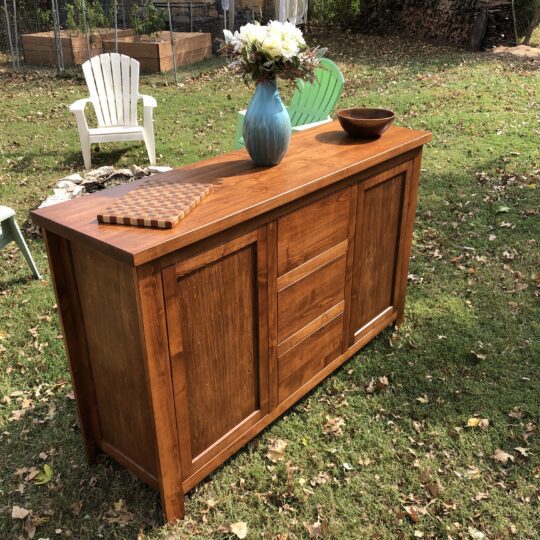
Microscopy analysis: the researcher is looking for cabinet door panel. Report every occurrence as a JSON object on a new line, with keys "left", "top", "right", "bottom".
{"left": 163, "top": 229, "right": 269, "bottom": 476}
{"left": 349, "top": 162, "right": 413, "bottom": 343}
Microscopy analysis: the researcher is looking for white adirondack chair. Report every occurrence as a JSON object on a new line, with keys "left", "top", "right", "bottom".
{"left": 70, "top": 53, "right": 157, "bottom": 171}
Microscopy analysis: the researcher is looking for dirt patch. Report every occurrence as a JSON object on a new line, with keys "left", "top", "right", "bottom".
{"left": 493, "top": 44, "right": 540, "bottom": 59}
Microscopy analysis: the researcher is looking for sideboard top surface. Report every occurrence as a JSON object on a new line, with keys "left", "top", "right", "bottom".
{"left": 32, "top": 121, "right": 431, "bottom": 266}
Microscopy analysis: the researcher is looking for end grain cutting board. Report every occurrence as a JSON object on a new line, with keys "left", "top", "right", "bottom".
{"left": 97, "top": 176, "right": 213, "bottom": 229}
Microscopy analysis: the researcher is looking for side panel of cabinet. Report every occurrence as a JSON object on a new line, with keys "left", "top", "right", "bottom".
{"left": 162, "top": 229, "right": 269, "bottom": 479}
{"left": 349, "top": 161, "right": 414, "bottom": 345}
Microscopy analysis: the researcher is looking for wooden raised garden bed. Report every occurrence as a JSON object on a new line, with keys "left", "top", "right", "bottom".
{"left": 102, "top": 31, "right": 212, "bottom": 73}
{"left": 21, "top": 28, "right": 134, "bottom": 67}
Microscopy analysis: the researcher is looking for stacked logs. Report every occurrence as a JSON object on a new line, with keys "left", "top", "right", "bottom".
{"left": 349, "top": 0, "right": 517, "bottom": 48}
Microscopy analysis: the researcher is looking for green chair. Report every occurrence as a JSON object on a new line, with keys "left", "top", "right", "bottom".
{"left": 0, "top": 206, "right": 41, "bottom": 279}
{"left": 234, "top": 58, "right": 345, "bottom": 149}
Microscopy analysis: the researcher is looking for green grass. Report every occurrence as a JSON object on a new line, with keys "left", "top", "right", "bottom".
{"left": 1, "top": 33, "right": 539, "bottom": 539}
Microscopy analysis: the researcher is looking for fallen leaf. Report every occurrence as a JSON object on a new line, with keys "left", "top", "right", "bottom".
{"left": 468, "top": 526, "right": 486, "bottom": 539}
{"left": 266, "top": 439, "right": 287, "bottom": 463}
{"left": 304, "top": 520, "right": 324, "bottom": 539}
{"left": 514, "top": 447, "right": 530, "bottom": 458}
{"left": 416, "top": 395, "right": 429, "bottom": 404}
{"left": 492, "top": 449, "right": 514, "bottom": 465}
{"left": 219, "top": 521, "right": 248, "bottom": 539}
{"left": 496, "top": 206, "right": 510, "bottom": 214}
{"left": 467, "top": 418, "right": 489, "bottom": 429}
{"left": 366, "top": 376, "right": 389, "bottom": 394}
{"left": 12, "top": 506, "right": 30, "bottom": 519}
{"left": 323, "top": 416, "right": 345, "bottom": 436}
{"left": 508, "top": 407, "right": 522, "bottom": 419}
{"left": 474, "top": 492, "right": 489, "bottom": 501}
{"left": 34, "top": 464, "right": 53, "bottom": 485}
{"left": 404, "top": 505, "right": 427, "bottom": 523}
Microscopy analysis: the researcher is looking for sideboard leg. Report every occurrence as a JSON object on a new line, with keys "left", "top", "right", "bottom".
{"left": 42, "top": 230, "right": 101, "bottom": 463}
{"left": 394, "top": 150, "right": 423, "bottom": 328}
{"left": 137, "top": 264, "right": 186, "bottom": 522}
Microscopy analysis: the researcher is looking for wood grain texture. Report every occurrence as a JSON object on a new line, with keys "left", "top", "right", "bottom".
{"left": 277, "top": 188, "right": 351, "bottom": 276}
{"left": 36, "top": 127, "right": 429, "bottom": 523}
{"left": 31, "top": 123, "right": 431, "bottom": 266}
{"left": 164, "top": 230, "right": 269, "bottom": 471}
{"left": 42, "top": 231, "right": 101, "bottom": 463}
{"left": 278, "top": 254, "right": 347, "bottom": 343}
{"left": 278, "top": 313, "right": 344, "bottom": 402}
{"left": 349, "top": 162, "right": 412, "bottom": 341}
{"left": 70, "top": 243, "right": 157, "bottom": 476}
{"left": 137, "top": 263, "right": 185, "bottom": 521}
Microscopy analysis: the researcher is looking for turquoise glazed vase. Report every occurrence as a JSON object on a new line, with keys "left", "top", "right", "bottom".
{"left": 243, "top": 77, "right": 291, "bottom": 167}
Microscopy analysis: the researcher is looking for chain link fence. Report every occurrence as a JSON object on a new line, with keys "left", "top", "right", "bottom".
{"left": 1, "top": 0, "right": 271, "bottom": 73}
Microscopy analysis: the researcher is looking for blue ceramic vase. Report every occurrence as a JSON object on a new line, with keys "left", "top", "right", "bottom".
{"left": 243, "top": 77, "right": 291, "bottom": 167}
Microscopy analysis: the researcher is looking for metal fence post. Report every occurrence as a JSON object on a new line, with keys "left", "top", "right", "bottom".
{"left": 12, "top": 0, "right": 19, "bottom": 67}
{"left": 3, "top": 0, "right": 16, "bottom": 69}
{"left": 167, "top": 1, "right": 178, "bottom": 84}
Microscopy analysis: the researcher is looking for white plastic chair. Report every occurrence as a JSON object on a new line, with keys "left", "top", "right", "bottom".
{"left": 0, "top": 206, "right": 40, "bottom": 279}
{"left": 70, "top": 53, "right": 157, "bottom": 171}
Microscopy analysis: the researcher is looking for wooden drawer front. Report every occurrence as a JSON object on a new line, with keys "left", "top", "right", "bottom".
{"left": 277, "top": 254, "right": 346, "bottom": 343}
{"left": 278, "top": 313, "right": 343, "bottom": 402}
{"left": 277, "top": 188, "right": 351, "bottom": 276}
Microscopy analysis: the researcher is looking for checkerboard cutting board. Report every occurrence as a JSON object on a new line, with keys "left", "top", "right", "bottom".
{"left": 97, "top": 177, "right": 213, "bottom": 229}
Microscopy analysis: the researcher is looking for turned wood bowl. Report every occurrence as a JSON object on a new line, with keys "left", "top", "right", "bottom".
{"left": 337, "top": 108, "right": 395, "bottom": 138}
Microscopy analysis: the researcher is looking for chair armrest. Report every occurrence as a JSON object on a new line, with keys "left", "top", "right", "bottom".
{"left": 69, "top": 98, "right": 93, "bottom": 113}
{"left": 139, "top": 94, "right": 157, "bottom": 108}
{"left": 292, "top": 117, "right": 332, "bottom": 132}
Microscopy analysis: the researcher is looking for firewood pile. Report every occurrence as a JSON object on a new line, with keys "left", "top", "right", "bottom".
{"left": 348, "top": 0, "right": 517, "bottom": 49}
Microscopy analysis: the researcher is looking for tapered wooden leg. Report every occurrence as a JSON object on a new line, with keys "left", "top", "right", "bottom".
{"left": 42, "top": 230, "right": 101, "bottom": 463}
{"left": 137, "top": 264, "right": 185, "bottom": 522}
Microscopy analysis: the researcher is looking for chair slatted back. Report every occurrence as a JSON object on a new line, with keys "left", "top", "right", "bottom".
{"left": 288, "top": 58, "right": 345, "bottom": 128}
{"left": 82, "top": 53, "right": 140, "bottom": 128}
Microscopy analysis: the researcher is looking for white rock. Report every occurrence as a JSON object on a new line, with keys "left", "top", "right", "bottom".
{"left": 87, "top": 166, "right": 115, "bottom": 178}
{"left": 57, "top": 180, "right": 77, "bottom": 191}
{"left": 148, "top": 166, "right": 173, "bottom": 174}
{"left": 131, "top": 164, "right": 148, "bottom": 178}
{"left": 72, "top": 185, "right": 85, "bottom": 197}
{"left": 59, "top": 173, "right": 84, "bottom": 184}
{"left": 107, "top": 168, "right": 134, "bottom": 180}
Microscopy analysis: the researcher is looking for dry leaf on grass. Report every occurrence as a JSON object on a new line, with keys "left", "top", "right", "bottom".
{"left": 514, "top": 447, "right": 530, "bottom": 458}
{"left": 266, "top": 439, "right": 287, "bottom": 463}
{"left": 366, "top": 375, "right": 389, "bottom": 394}
{"left": 323, "top": 416, "right": 345, "bottom": 436}
{"left": 11, "top": 506, "right": 30, "bottom": 520}
{"left": 492, "top": 449, "right": 514, "bottom": 465}
{"left": 304, "top": 520, "right": 325, "bottom": 539}
{"left": 467, "top": 418, "right": 489, "bottom": 429}
{"left": 219, "top": 521, "right": 248, "bottom": 539}
{"left": 416, "top": 395, "right": 429, "bottom": 404}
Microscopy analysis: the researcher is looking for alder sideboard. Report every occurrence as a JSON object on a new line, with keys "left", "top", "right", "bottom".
{"left": 31, "top": 121, "right": 431, "bottom": 521}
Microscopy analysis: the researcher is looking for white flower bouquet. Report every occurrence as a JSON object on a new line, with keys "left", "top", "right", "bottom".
{"left": 221, "top": 21, "right": 324, "bottom": 83}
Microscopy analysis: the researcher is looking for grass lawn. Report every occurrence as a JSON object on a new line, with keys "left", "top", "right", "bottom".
{"left": 0, "top": 32, "right": 539, "bottom": 539}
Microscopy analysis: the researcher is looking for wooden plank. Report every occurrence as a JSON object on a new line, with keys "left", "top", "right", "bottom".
{"left": 349, "top": 162, "right": 411, "bottom": 340}
{"left": 278, "top": 254, "right": 346, "bottom": 342}
{"left": 70, "top": 242, "right": 157, "bottom": 476}
{"left": 395, "top": 150, "right": 423, "bottom": 325}
{"left": 278, "top": 313, "right": 344, "bottom": 402}
{"left": 277, "top": 187, "right": 350, "bottom": 276}
{"left": 42, "top": 231, "right": 101, "bottom": 463}
{"left": 267, "top": 221, "right": 279, "bottom": 410}
{"left": 137, "top": 263, "right": 185, "bottom": 522}
{"left": 277, "top": 300, "right": 345, "bottom": 357}
{"left": 277, "top": 240, "right": 348, "bottom": 291}
{"left": 31, "top": 124, "right": 432, "bottom": 267}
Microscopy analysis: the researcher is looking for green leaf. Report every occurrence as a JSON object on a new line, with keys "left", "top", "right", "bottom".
{"left": 33, "top": 464, "right": 53, "bottom": 485}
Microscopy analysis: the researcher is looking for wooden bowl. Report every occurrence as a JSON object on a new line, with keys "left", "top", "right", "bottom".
{"left": 337, "top": 108, "right": 395, "bottom": 138}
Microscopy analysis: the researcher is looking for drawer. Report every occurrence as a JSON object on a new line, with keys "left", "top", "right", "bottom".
{"left": 278, "top": 313, "right": 344, "bottom": 402}
{"left": 277, "top": 254, "right": 346, "bottom": 343}
{"left": 277, "top": 187, "right": 351, "bottom": 276}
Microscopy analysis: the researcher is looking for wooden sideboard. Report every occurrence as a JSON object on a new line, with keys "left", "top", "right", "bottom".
{"left": 31, "top": 121, "right": 431, "bottom": 522}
